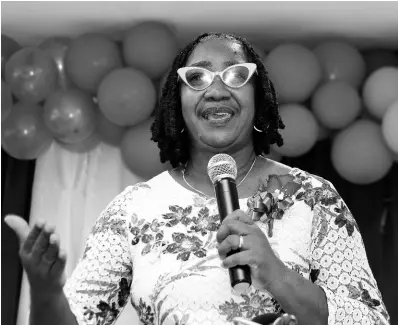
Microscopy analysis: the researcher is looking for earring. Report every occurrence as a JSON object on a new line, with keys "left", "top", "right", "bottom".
{"left": 253, "top": 125, "right": 263, "bottom": 133}
{"left": 181, "top": 128, "right": 185, "bottom": 133}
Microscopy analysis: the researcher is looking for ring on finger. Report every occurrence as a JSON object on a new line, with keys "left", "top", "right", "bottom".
{"left": 238, "top": 235, "right": 244, "bottom": 250}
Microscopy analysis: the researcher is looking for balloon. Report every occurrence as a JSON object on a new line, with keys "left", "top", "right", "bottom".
{"left": 97, "top": 111, "right": 126, "bottom": 146}
{"left": 273, "top": 104, "right": 319, "bottom": 157}
{"left": 331, "top": 119, "right": 393, "bottom": 184}
{"left": 39, "top": 36, "right": 73, "bottom": 89}
{"left": 65, "top": 33, "right": 122, "bottom": 93}
{"left": 314, "top": 41, "right": 366, "bottom": 88}
{"left": 97, "top": 68, "right": 156, "bottom": 126}
{"left": 264, "top": 43, "right": 321, "bottom": 103}
{"left": 382, "top": 101, "right": 398, "bottom": 155}
{"left": 5, "top": 47, "right": 58, "bottom": 103}
{"left": 43, "top": 88, "right": 97, "bottom": 144}
{"left": 120, "top": 118, "right": 171, "bottom": 179}
{"left": 363, "top": 67, "right": 398, "bottom": 119}
{"left": 1, "top": 101, "right": 53, "bottom": 160}
{"left": 364, "top": 50, "right": 398, "bottom": 76}
{"left": 1, "top": 34, "right": 21, "bottom": 79}
{"left": 2, "top": 80, "right": 13, "bottom": 122}
{"left": 123, "top": 21, "right": 179, "bottom": 79}
{"left": 252, "top": 44, "right": 266, "bottom": 61}
{"left": 311, "top": 81, "right": 361, "bottom": 129}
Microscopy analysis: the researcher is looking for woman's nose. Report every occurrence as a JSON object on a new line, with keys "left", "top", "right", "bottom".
{"left": 203, "top": 77, "right": 231, "bottom": 101}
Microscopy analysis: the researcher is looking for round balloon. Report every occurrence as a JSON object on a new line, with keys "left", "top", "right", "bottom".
{"left": 1, "top": 101, "right": 53, "bottom": 160}
{"left": 382, "top": 101, "right": 398, "bottom": 155}
{"left": 97, "top": 68, "right": 156, "bottom": 126}
{"left": 314, "top": 41, "right": 366, "bottom": 88}
{"left": 120, "top": 117, "right": 171, "bottom": 179}
{"left": 363, "top": 67, "right": 398, "bottom": 119}
{"left": 39, "top": 36, "right": 73, "bottom": 90}
{"left": 65, "top": 33, "right": 122, "bottom": 93}
{"left": 264, "top": 43, "right": 321, "bottom": 103}
{"left": 123, "top": 21, "right": 179, "bottom": 79}
{"left": 1, "top": 34, "right": 21, "bottom": 79}
{"left": 311, "top": 81, "right": 361, "bottom": 129}
{"left": 43, "top": 88, "right": 97, "bottom": 144}
{"left": 5, "top": 47, "right": 58, "bottom": 103}
{"left": 331, "top": 119, "right": 393, "bottom": 184}
{"left": 2, "top": 80, "right": 13, "bottom": 122}
{"left": 273, "top": 104, "right": 319, "bottom": 157}
{"left": 97, "top": 111, "right": 126, "bottom": 146}
{"left": 364, "top": 50, "right": 398, "bottom": 76}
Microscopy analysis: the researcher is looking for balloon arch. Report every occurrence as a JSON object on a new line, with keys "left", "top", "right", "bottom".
{"left": 2, "top": 22, "right": 398, "bottom": 184}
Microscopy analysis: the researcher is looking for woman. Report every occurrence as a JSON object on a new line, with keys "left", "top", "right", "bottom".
{"left": 5, "top": 32, "right": 390, "bottom": 325}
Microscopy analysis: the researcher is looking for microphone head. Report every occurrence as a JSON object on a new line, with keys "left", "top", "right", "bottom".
{"left": 207, "top": 154, "right": 238, "bottom": 184}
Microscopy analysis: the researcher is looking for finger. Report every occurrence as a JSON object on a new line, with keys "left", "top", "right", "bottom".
{"left": 50, "top": 249, "right": 67, "bottom": 277}
{"left": 218, "top": 234, "right": 243, "bottom": 259}
{"left": 4, "top": 215, "right": 33, "bottom": 246}
{"left": 216, "top": 219, "right": 251, "bottom": 243}
{"left": 30, "top": 224, "right": 54, "bottom": 263}
{"left": 223, "top": 210, "right": 254, "bottom": 225}
{"left": 42, "top": 233, "right": 60, "bottom": 265}
{"left": 222, "top": 250, "right": 257, "bottom": 269}
{"left": 22, "top": 221, "right": 46, "bottom": 253}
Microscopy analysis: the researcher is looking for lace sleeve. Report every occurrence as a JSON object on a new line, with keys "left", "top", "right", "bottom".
{"left": 309, "top": 181, "right": 390, "bottom": 325}
{"left": 63, "top": 186, "right": 134, "bottom": 325}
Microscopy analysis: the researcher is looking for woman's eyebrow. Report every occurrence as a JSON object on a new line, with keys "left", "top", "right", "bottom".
{"left": 189, "top": 60, "right": 241, "bottom": 69}
{"left": 190, "top": 60, "right": 212, "bottom": 68}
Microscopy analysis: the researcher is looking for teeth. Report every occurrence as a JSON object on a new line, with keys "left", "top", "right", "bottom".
{"left": 207, "top": 112, "right": 232, "bottom": 120}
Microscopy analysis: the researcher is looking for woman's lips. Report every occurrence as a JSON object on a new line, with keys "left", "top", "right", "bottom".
{"left": 200, "top": 106, "right": 236, "bottom": 120}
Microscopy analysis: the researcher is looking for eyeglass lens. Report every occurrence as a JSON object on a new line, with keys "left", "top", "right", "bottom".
{"left": 185, "top": 66, "right": 250, "bottom": 89}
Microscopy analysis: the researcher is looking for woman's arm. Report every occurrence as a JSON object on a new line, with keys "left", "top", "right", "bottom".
{"left": 271, "top": 177, "right": 390, "bottom": 325}
{"left": 266, "top": 264, "right": 328, "bottom": 325}
{"left": 62, "top": 185, "right": 134, "bottom": 324}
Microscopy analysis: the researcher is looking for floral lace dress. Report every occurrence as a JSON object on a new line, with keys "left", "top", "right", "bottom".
{"left": 64, "top": 168, "right": 390, "bottom": 325}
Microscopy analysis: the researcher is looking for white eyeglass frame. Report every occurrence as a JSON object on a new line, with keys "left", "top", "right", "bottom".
{"left": 177, "top": 63, "right": 257, "bottom": 91}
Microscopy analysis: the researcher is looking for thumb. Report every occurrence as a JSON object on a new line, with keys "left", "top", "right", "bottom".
{"left": 4, "top": 214, "right": 31, "bottom": 244}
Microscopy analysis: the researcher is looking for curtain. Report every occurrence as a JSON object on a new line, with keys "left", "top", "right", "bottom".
{"left": 16, "top": 141, "right": 142, "bottom": 325}
{"left": 2, "top": 149, "right": 35, "bottom": 325}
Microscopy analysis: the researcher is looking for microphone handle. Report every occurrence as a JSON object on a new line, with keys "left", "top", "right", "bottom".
{"left": 214, "top": 178, "right": 252, "bottom": 290}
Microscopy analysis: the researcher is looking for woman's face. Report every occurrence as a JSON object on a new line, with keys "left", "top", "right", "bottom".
{"left": 180, "top": 38, "right": 256, "bottom": 152}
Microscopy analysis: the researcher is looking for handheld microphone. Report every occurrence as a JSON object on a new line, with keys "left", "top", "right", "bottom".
{"left": 207, "top": 154, "right": 252, "bottom": 294}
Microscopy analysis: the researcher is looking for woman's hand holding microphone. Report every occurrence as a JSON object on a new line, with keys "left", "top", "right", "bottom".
{"left": 216, "top": 209, "right": 288, "bottom": 292}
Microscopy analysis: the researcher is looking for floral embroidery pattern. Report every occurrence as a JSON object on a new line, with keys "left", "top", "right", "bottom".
{"left": 164, "top": 233, "right": 206, "bottom": 261}
{"left": 189, "top": 207, "right": 220, "bottom": 235}
{"left": 132, "top": 298, "right": 155, "bottom": 325}
{"left": 162, "top": 205, "right": 193, "bottom": 227}
{"left": 83, "top": 277, "right": 131, "bottom": 325}
{"left": 128, "top": 204, "right": 220, "bottom": 261}
{"left": 218, "top": 291, "right": 280, "bottom": 321}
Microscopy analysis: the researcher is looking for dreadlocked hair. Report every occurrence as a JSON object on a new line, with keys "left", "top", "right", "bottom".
{"left": 151, "top": 32, "right": 284, "bottom": 168}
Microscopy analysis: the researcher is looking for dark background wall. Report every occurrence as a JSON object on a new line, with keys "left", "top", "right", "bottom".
{"left": 2, "top": 139, "right": 397, "bottom": 325}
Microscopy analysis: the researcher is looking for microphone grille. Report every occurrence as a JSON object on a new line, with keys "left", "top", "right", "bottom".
{"left": 207, "top": 154, "right": 237, "bottom": 184}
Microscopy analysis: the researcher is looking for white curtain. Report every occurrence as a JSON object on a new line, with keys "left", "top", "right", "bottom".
{"left": 16, "top": 141, "right": 143, "bottom": 325}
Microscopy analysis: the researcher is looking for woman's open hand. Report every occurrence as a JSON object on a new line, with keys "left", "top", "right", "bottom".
{"left": 4, "top": 215, "right": 67, "bottom": 298}
{"left": 216, "top": 210, "right": 287, "bottom": 291}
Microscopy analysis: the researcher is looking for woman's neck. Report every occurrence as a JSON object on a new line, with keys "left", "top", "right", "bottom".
{"left": 185, "top": 145, "right": 257, "bottom": 187}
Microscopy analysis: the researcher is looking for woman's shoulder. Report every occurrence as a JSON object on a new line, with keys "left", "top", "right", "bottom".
{"left": 260, "top": 158, "right": 334, "bottom": 189}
